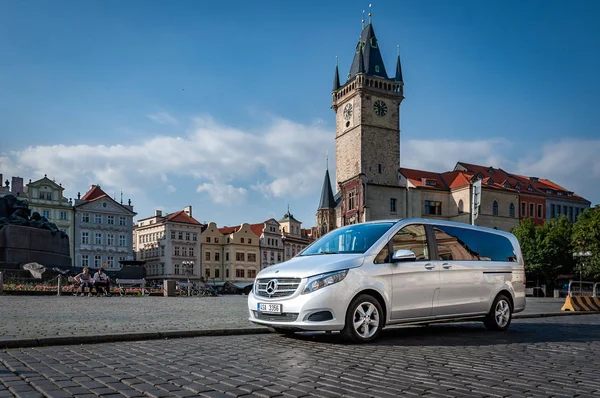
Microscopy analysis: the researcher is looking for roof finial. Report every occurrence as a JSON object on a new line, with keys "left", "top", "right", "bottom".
{"left": 368, "top": 3, "right": 372, "bottom": 24}
{"left": 336, "top": 55, "right": 338, "bottom": 67}
{"left": 397, "top": 44, "right": 400, "bottom": 57}
{"left": 362, "top": 9, "right": 365, "bottom": 28}
{"left": 287, "top": 204, "right": 290, "bottom": 214}
{"left": 120, "top": 189, "right": 123, "bottom": 204}
{"left": 326, "top": 151, "right": 329, "bottom": 171}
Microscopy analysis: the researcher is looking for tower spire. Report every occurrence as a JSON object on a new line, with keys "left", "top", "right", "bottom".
{"left": 368, "top": 3, "right": 372, "bottom": 24}
{"left": 333, "top": 56, "right": 340, "bottom": 91}
{"left": 362, "top": 9, "right": 365, "bottom": 29}
{"left": 395, "top": 44, "right": 403, "bottom": 82}
{"left": 357, "top": 41, "right": 365, "bottom": 74}
{"left": 318, "top": 169, "right": 336, "bottom": 210}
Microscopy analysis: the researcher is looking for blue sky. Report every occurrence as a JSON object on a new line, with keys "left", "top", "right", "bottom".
{"left": 1, "top": 0, "right": 599, "bottom": 226}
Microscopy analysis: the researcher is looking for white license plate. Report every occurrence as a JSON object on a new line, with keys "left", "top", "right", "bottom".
{"left": 258, "top": 303, "right": 282, "bottom": 314}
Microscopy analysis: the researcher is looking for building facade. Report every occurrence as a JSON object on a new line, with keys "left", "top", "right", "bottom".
{"left": 279, "top": 210, "right": 312, "bottom": 261}
{"left": 254, "top": 219, "right": 284, "bottom": 270}
{"left": 315, "top": 16, "right": 590, "bottom": 234}
{"left": 73, "top": 185, "right": 136, "bottom": 270}
{"left": 217, "top": 223, "right": 260, "bottom": 282}
{"left": 133, "top": 206, "right": 202, "bottom": 282}
{"left": 25, "top": 176, "right": 75, "bottom": 260}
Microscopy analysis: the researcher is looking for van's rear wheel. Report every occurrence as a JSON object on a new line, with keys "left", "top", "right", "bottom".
{"left": 341, "top": 294, "right": 383, "bottom": 343}
{"left": 484, "top": 294, "right": 512, "bottom": 331}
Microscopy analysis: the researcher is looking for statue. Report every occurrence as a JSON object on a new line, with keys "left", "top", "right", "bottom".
{"left": 0, "top": 194, "right": 66, "bottom": 237}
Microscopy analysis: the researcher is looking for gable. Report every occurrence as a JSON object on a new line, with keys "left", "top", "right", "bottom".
{"left": 77, "top": 197, "right": 134, "bottom": 215}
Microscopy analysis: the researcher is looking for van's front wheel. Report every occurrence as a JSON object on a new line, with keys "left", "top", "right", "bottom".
{"left": 484, "top": 294, "right": 512, "bottom": 331}
{"left": 342, "top": 294, "right": 383, "bottom": 343}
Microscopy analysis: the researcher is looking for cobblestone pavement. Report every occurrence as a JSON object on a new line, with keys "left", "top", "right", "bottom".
{"left": 0, "top": 296, "right": 253, "bottom": 342}
{"left": 1, "top": 315, "right": 600, "bottom": 397}
{"left": 0, "top": 296, "right": 569, "bottom": 343}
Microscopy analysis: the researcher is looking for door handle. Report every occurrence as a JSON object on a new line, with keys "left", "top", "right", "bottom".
{"left": 442, "top": 263, "right": 452, "bottom": 269}
{"left": 424, "top": 263, "right": 435, "bottom": 270}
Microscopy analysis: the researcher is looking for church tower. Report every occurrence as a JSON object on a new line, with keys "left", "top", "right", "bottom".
{"left": 332, "top": 16, "right": 404, "bottom": 225}
{"left": 315, "top": 167, "right": 336, "bottom": 239}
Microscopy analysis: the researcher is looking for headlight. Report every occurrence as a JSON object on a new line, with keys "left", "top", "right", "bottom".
{"left": 302, "top": 269, "right": 348, "bottom": 294}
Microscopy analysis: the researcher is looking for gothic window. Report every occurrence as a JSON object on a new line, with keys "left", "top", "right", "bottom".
{"left": 509, "top": 203, "right": 515, "bottom": 218}
{"left": 348, "top": 191, "right": 356, "bottom": 210}
{"left": 458, "top": 200, "right": 464, "bottom": 213}
{"left": 493, "top": 201, "right": 499, "bottom": 216}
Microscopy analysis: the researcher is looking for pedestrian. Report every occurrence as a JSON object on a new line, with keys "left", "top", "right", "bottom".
{"left": 74, "top": 267, "right": 94, "bottom": 296}
{"left": 93, "top": 268, "right": 112, "bottom": 297}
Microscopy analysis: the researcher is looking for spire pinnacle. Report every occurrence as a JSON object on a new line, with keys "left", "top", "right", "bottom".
{"left": 362, "top": 10, "right": 365, "bottom": 29}
{"left": 395, "top": 45, "right": 403, "bottom": 82}
{"left": 326, "top": 151, "right": 329, "bottom": 171}
{"left": 368, "top": 3, "right": 372, "bottom": 24}
{"left": 333, "top": 56, "right": 341, "bottom": 91}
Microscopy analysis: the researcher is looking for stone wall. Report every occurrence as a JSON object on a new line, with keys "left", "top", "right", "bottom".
{"left": 0, "top": 225, "right": 71, "bottom": 267}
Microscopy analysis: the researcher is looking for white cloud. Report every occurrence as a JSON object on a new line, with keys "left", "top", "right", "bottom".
{"left": 167, "top": 185, "right": 177, "bottom": 193}
{"left": 1, "top": 116, "right": 334, "bottom": 206}
{"left": 517, "top": 140, "right": 600, "bottom": 203}
{"left": 401, "top": 139, "right": 512, "bottom": 172}
{"left": 147, "top": 112, "right": 178, "bottom": 125}
{"left": 196, "top": 181, "right": 247, "bottom": 205}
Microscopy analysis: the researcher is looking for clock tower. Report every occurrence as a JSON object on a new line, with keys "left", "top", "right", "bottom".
{"left": 332, "top": 21, "right": 404, "bottom": 225}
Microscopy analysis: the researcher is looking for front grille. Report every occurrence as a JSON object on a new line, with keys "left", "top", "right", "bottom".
{"left": 253, "top": 311, "right": 299, "bottom": 322}
{"left": 255, "top": 278, "right": 301, "bottom": 298}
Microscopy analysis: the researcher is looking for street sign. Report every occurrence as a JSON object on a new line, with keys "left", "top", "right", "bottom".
{"left": 472, "top": 179, "right": 482, "bottom": 225}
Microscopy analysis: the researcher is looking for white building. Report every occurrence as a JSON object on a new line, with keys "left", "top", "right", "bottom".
{"left": 133, "top": 206, "right": 202, "bottom": 282}
{"left": 73, "top": 185, "right": 136, "bottom": 270}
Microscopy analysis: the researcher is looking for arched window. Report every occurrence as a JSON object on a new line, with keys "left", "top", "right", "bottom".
{"left": 493, "top": 201, "right": 499, "bottom": 216}
{"left": 458, "top": 200, "right": 464, "bottom": 213}
{"left": 509, "top": 203, "right": 515, "bottom": 217}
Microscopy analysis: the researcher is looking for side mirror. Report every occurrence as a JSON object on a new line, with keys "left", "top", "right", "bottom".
{"left": 391, "top": 249, "right": 416, "bottom": 262}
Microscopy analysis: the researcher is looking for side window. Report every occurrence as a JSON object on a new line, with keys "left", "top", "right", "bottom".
{"left": 391, "top": 224, "right": 429, "bottom": 260}
{"left": 474, "top": 231, "right": 516, "bottom": 262}
{"left": 374, "top": 245, "right": 389, "bottom": 263}
{"left": 433, "top": 225, "right": 479, "bottom": 261}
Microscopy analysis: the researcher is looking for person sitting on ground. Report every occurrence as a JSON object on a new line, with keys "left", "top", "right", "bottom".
{"left": 74, "top": 267, "right": 94, "bottom": 296}
{"left": 93, "top": 268, "right": 111, "bottom": 297}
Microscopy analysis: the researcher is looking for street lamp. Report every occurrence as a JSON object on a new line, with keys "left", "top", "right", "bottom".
{"left": 572, "top": 251, "right": 592, "bottom": 294}
{"left": 182, "top": 261, "right": 194, "bottom": 296}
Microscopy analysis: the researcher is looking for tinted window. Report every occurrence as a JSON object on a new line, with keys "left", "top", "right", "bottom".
{"left": 474, "top": 231, "right": 516, "bottom": 262}
{"left": 433, "top": 225, "right": 479, "bottom": 261}
{"left": 391, "top": 224, "right": 429, "bottom": 260}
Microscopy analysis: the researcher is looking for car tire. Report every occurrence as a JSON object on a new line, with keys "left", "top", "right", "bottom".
{"left": 341, "top": 294, "right": 384, "bottom": 343}
{"left": 484, "top": 294, "right": 512, "bottom": 331}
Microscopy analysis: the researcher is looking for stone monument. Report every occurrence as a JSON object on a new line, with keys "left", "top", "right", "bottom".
{"left": 0, "top": 194, "right": 71, "bottom": 268}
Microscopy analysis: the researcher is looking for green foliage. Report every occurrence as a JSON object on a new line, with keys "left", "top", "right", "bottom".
{"left": 512, "top": 215, "right": 575, "bottom": 284}
{"left": 572, "top": 206, "right": 600, "bottom": 278}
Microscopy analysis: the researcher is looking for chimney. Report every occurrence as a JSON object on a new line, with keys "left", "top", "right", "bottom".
{"left": 184, "top": 205, "right": 192, "bottom": 217}
{"left": 11, "top": 177, "right": 24, "bottom": 195}
{"left": 155, "top": 210, "right": 163, "bottom": 217}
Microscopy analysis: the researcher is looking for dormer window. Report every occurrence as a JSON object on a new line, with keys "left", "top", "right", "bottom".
{"left": 487, "top": 178, "right": 494, "bottom": 185}
{"left": 488, "top": 168, "right": 495, "bottom": 174}
{"left": 568, "top": 192, "right": 573, "bottom": 197}
{"left": 546, "top": 189, "right": 553, "bottom": 194}
{"left": 425, "top": 180, "right": 437, "bottom": 187}
{"left": 370, "top": 37, "right": 378, "bottom": 48}
{"left": 515, "top": 184, "right": 521, "bottom": 190}
{"left": 504, "top": 182, "right": 511, "bottom": 188}
{"left": 530, "top": 177, "right": 539, "bottom": 183}
{"left": 557, "top": 191, "right": 563, "bottom": 196}
{"left": 477, "top": 173, "right": 484, "bottom": 180}
{"left": 527, "top": 186, "right": 533, "bottom": 191}
{"left": 375, "top": 65, "right": 380, "bottom": 73}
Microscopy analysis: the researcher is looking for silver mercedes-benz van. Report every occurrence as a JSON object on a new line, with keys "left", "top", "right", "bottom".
{"left": 248, "top": 218, "right": 526, "bottom": 343}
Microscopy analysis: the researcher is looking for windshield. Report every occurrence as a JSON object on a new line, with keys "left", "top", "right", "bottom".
{"left": 301, "top": 222, "right": 395, "bottom": 255}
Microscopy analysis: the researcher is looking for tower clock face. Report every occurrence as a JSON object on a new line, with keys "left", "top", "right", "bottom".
{"left": 373, "top": 100, "right": 388, "bottom": 116}
{"left": 343, "top": 103, "right": 353, "bottom": 120}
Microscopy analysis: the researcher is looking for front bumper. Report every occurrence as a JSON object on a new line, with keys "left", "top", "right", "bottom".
{"left": 247, "top": 283, "right": 350, "bottom": 331}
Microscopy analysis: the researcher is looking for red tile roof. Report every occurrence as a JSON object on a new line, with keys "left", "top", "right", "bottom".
{"left": 165, "top": 211, "right": 201, "bottom": 225}
{"left": 399, "top": 168, "right": 447, "bottom": 189}
{"left": 218, "top": 225, "right": 240, "bottom": 235}
{"left": 81, "top": 185, "right": 108, "bottom": 201}
{"left": 249, "top": 223, "right": 265, "bottom": 237}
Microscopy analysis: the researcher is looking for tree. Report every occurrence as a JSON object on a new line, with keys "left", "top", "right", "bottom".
{"left": 572, "top": 206, "right": 600, "bottom": 278}
{"left": 512, "top": 216, "right": 575, "bottom": 288}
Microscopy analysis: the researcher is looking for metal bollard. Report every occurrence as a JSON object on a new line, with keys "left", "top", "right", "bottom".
{"left": 57, "top": 276, "right": 62, "bottom": 296}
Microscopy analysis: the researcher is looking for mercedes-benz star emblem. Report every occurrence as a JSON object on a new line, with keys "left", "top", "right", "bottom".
{"left": 266, "top": 279, "right": 279, "bottom": 296}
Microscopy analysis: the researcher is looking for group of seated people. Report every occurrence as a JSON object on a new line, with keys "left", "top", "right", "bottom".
{"left": 73, "top": 267, "right": 112, "bottom": 296}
